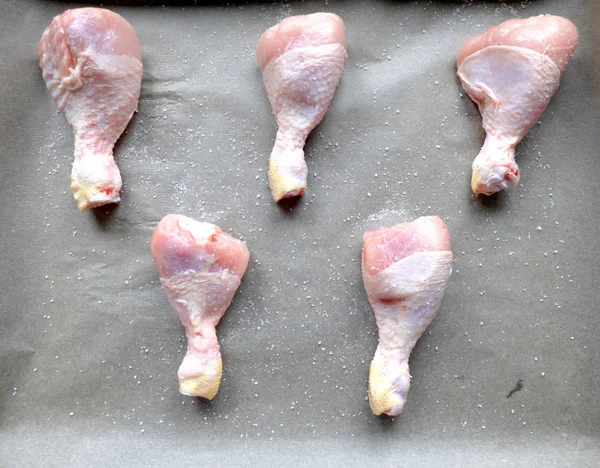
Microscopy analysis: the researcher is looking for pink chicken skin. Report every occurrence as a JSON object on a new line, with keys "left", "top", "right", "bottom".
{"left": 39, "top": 8, "right": 143, "bottom": 211}
{"left": 151, "top": 215, "right": 250, "bottom": 399}
{"left": 456, "top": 15, "right": 578, "bottom": 195}
{"left": 362, "top": 216, "right": 453, "bottom": 417}
{"left": 257, "top": 13, "right": 347, "bottom": 202}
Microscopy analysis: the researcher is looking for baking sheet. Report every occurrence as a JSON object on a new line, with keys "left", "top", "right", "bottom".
{"left": 1, "top": 0, "right": 599, "bottom": 466}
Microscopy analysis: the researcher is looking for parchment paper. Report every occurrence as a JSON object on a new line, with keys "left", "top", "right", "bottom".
{"left": 1, "top": 0, "right": 599, "bottom": 466}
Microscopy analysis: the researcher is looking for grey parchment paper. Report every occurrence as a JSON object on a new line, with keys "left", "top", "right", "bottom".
{"left": 1, "top": 0, "right": 599, "bottom": 466}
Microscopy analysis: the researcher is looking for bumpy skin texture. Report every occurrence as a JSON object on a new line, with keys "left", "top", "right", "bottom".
{"left": 456, "top": 15, "right": 578, "bottom": 195}
{"left": 39, "top": 8, "right": 143, "bottom": 211}
{"left": 151, "top": 215, "right": 250, "bottom": 399}
{"left": 257, "top": 13, "right": 346, "bottom": 202}
{"left": 362, "top": 216, "right": 452, "bottom": 417}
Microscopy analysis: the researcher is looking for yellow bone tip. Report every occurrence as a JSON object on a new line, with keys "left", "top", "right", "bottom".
{"left": 71, "top": 179, "right": 120, "bottom": 212}
{"left": 368, "top": 363, "right": 406, "bottom": 417}
{"left": 268, "top": 158, "right": 306, "bottom": 202}
{"left": 178, "top": 364, "right": 222, "bottom": 400}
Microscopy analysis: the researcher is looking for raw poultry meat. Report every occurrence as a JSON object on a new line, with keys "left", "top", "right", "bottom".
{"left": 151, "top": 215, "right": 250, "bottom": 399}
{"left": 39, "top": 8, "right": 143, "bottom": 211}
{"left": 257, "top": 13, "right": 347, "bottom": 202}
{"left": 362, "top": 216, "right": 453, "bottom": 416}
{"left": 456, "top": 15, "right": 578, "bottom": 195}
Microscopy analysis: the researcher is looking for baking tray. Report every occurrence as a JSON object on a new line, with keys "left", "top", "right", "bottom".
{"left": 1, "top": 0, "right": 598, "bottom": 466}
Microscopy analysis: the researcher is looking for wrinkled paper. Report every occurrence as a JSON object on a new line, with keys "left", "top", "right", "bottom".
{"left": 1, "top": 0, "right": 598, "bottom": 466}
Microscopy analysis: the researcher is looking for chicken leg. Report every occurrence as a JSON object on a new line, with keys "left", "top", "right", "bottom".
{"left": 456, "top": 15, "right": 578, "bottom": 195}
{"left": 151, "top": 215, "right": 250, "bottom": 399}
{"left": 39, "top": 8, "right": 143, "bottom": 211}
{"left": 362, "top": 216, "right": 453, "bottom": 416}
{"left": 257, "top": 13, "right": 347, "bottom": 202}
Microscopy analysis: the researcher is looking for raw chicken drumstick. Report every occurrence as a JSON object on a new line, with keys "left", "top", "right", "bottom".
{"left": 362, "top": 216, "right": 453, "bottom": 416}
{"left": 151, "top": 215, "right": 250, "bottom": 399}
{"left": 39, "top": 8, "right": 143, "bottom": 211}
{"left": 456, "top": 15, "right": 578, "bottom": 195}
{"left": 257, "top": 13, "right": 347, "bottom": 202}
